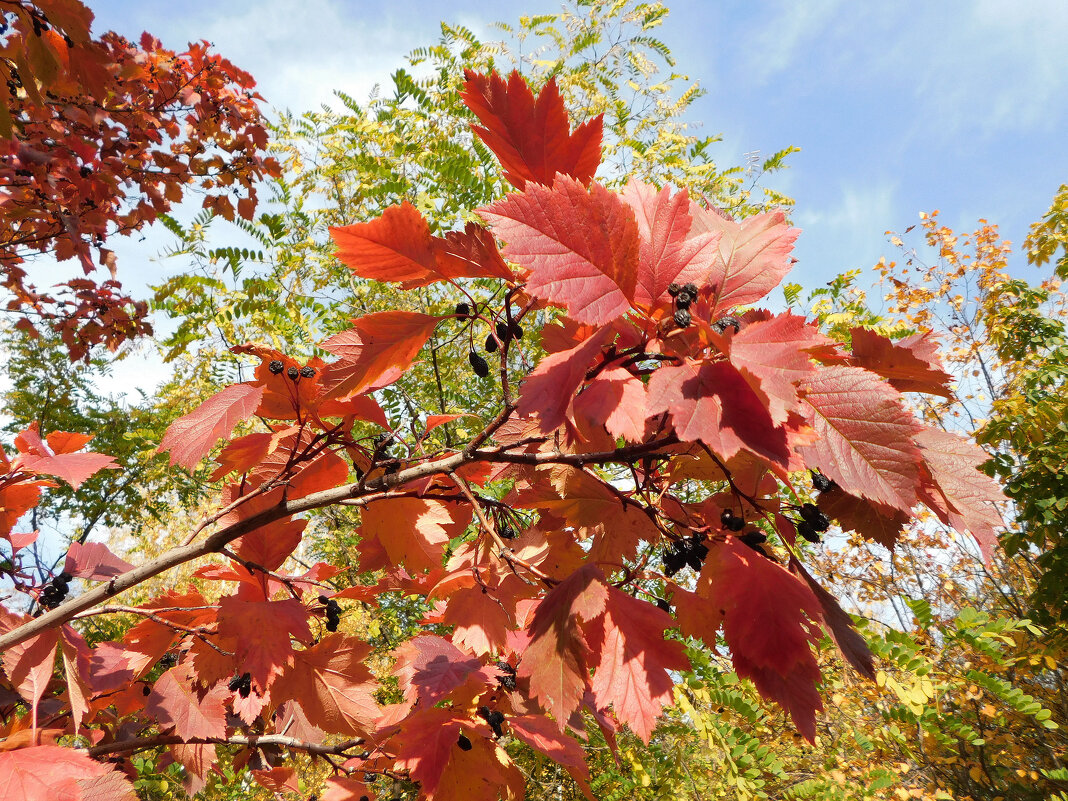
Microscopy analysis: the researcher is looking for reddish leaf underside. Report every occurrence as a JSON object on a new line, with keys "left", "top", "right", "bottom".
{"left": 158, "top": 383, "right": 264, "bottom": 471}
{"left": 331, "top": 201, "right": 440, "bottom": 288}
{"left": 144, "top": 664, "right": 228, "bottom": 741}
{"left": 64, "top": 541, "right": 135, "bottom": 580}
{"left": 276, "top": 635, "right": 379, "bottom": 736}
{"left": 797, "top": 365, "right": 923, "bottom": 512}
{"left": 480, "top": 176, "right": 639, "bottom": 326}
{"left": 849, "top": 327, "right": 953, "bottom": 398}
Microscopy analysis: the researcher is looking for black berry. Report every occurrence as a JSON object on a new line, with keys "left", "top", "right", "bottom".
{"left": 457, "top": 734, "right": 472, "bottom": 751}
{"left": 495, "top": 321, "right": 512, "bottom": 343}
{"left": 469, "top": 350, "right": 490, "bottom": 378}
{"left": 797, "top": 521, "right": 821, "bottom": 543}
{"left": 268, "top": 360, "right": 284, "bottom": 374}
{"left": 455, "top": 302, "right": 471, "bottom": 318}
{"left": 667, "top": 283, "right": 681, "bottom": 297}
{"left": 655, "top": 597, "right": 672, "bottom": 613}
{"left": 712, "top": 316, "right": 741, "bottom": 334}
{"left": 682, "top": 282, "right": 698, "bottom": 295}
{"left": 485, "top": 333, "right": 498, "bottom": 353}
{"left": 509, "top": 322, "right": 524, "bottom": 340}
{"left": 142, "top": 684, "right": 151, "bottom": 696}
{"left": 811, "top": 471, "right": 834, "bottom": 493}
{"left": 499, "top": 525, "right": 516, "bottom": 540}
{"left": 675, "top": 290, "right": 694, "bottom": 308}
{"left": 800, "top": 503, "right": 831, "bottom": 532}
{"left": 299, "top": 365, "right": 316, "bottom": 378}
{"left": 286, "top": 366, "right": 299, "bottom": 380}
{"left": 673, "top": 308, "right": 692, "bottom": 329}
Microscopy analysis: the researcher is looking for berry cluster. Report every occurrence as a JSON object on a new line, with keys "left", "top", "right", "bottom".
{"left": 495, "top": 661, "right": 517, "bottom": 691}
{"left": 795, "top": 502, "right": 831, "bottom": 543}
{"left": 267, "top": 360, "right": 315, "bottom": 380}
{"left": 228, "top": 672, "right": 252, "bottom": 698}
{"left": 453, "top": 302, "right": 523, "bottom": 376}
{"left": 662, "top": 534, "right": 709, "bottom": 577}
{"left": 319, "top": 595, "right": 342, "bottom": 632}
{"left": 667, "top": 282, "right": 698, "bottom": 329}
{"left": 39, "top": 571, "right": 72, "bottom": 609}
{"left": 477, "top": 705, "right": 506, "bottom": 738}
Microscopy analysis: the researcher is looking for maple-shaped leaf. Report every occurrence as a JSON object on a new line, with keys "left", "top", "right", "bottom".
{"left": 331, "top": 201, "right": 441, "bottom": 288}
{"left": 217, "top": 597, "right": 312, "bottom": 687}
{"left": 360, "top": 497, "right": 465, "bottom": 573}
{"left": 588, "top": 588, "right": 690, "bottom": 743}
{"left": 319, "top": 311, "right": 440, "bottom": 399}
{"left": 689, "top": 206, "right": 800, "bottom": 315}
{"left": 517, "top": 326, "right": 613, "bottom": 434}
{"left": 433, "top": 222, "right": 516, "bottom": 282}
{"left": 461, "top": 69, "right": 602, "bottom": 189}
{"left": 394, "top": 634, "right": 489, "bottom": 706}
{"left": 0, "top": 746, "right": 132, "bottom": 801}
{"left": 144, "top": 663, "right": 228, "bottom": 741}
{"left": 818, "top": 486, "right": 908, "bottom": 549}
{"left": 251, "top": 767, "right": 299, "bottom": 794}
{"left": 572, "top": 366, "right": 649, "bottom": 442}
{"left": 849, "top": 328, "right": 953, "bottom": 398}
{"left": 727, "top": 312, "right": 826, "bottom": 426}
{"left": 276, "top": 634, "right": 378, "bottom": 736}
{"left": 915, "top": 427, "right": 1003, "bottom": 561}
{"left": 647, "top": 359, "right": 791, "bottom": 467}
{"left": 231, "top": 517, "right": 306, "bottom": 572}
{"left": 797, "top": 365, "right": 923, "bottom": 511}
{"left": 620, "top": 180, "right": 721, "bottom": 308}
{"left": 209, "top": 431, "right": 277, "bottom": 481}
{"left": 520, "top": 565, "right": 607, "bottom": 727}
{"left": 63, "top": 541, "right": 134, "bottom": 580}
{"left": 788, "top": 558, "right": 875, "bottom": 679}
{"left": 392, "top": 707, "right": 524, "bottom": 801}
{"left": 508, "top": 714, "right": 593, "bottom": 799}
{"left": 157, "top": 383, "right": 264, "bottom": 471}
{"left": 480, "top": 176, "right": 639, "bottom": 325}
{"left": 12, "top": 424, "right": 117, "bottom": 489}
{"left": 703, "top": 537, "right": 825, "bottom": 741}
{"left": 443, "top": 587, "right": 512, "bottom": 657}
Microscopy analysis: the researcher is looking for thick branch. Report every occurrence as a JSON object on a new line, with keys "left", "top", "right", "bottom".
{"left": 0, "top": 435, "right": 676, "bottom": 651}
{"left": 86, "top": 734, "right": 364, "bottom": 759}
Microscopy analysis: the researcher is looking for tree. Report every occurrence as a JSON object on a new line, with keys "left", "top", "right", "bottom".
{"left": 0, "top": 68, "right": 1004, "bottom": 800}
{"left": 0, "top": 0, "right": 278, "bottom": 358}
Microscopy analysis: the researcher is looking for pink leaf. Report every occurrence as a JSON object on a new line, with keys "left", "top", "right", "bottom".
{"left": 158, "top": 384, "right": 264, "bottom": 471}
{"left": 145, "top": 663, "right": 228, "bottom": 741}
{"left": 64, "top": 541, "right": 134, "bottom": 580}
{"left": 480, "top": 176, "right": 639, "bottom": 325}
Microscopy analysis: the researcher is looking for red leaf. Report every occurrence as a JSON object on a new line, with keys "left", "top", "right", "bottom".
{"left": 461, "top": 70, "right": 602, "bottom": 190}
{"left": 64, "top": 541, "right": 134, "bottom": 580}
{"left": 915, "top": 427, "right": 1003, "bottom": 561}
{"left": 14, "top": 451, "right": 117, "bottom": 489}
{"left": 443, "top": 587, "right": 512, "bottom": 657}
{"left": 251, "top": 766, "right": 299, "bottom": 794}
{"left": 520, "top": 565, "right": 607, "bottom": 727}
{"left": 359, "top": 497, "right": 466, "bottom": 573}
{"left": 433, "top": 222, "right": 516, "bottom": 282}
{"left": 704, "top": 538, "right": 824, "bottom": 741}
{"left": 788, "top": 558, "right": 875, "bottom": 679}
{"left": 517, "top": 326, "right": 613, "bottom": 434}
{"left": 59, "top": 626, "right": 92, "bottom": 732}
{"left": 394, "top": 634, "right": 489, "bottom": 705}
{"left": 44, "top": 431, "right": 93, "bottom": 454}
{"left": 589, "top": 588, "right": 690, "bottom": 742}
{"left": 797, "top": 365, "right": 923, "bottom": 511}
{"left": 691, "top": 207, "right": 800, "bottom": 315}
{"left": 849, "top": 328, "right": 953, "bottom": 398}
{"left": 158, "top": 384, "right": 264, "bottom": 471}
{"left": 0, "top": 746, "right": 130, "bottom": 801}
{"left": 647, "top": 359, "right": 791, "bottom": 467}
{"left": 276, "top": 634, "right": 378, "bottom": 736}
{"left": 480, "top": 176, "right": 639, "bottom": 325}
{"left": 0, "top": 482, "right": 42, "bottom": 538}
{"left": 573, "top": 366, "right": 648, "bottom": 442}
{"left": 321, "top": 775, "right": 376, "bottom": 801}
{"left": 727, "top": 312, "right": 827, "bottom": 425}
{"left": 620, "top": 180, "right": 721, "bottom": 308}
{"left": 508, "top": 714, "right": 593, "bottom": 798}
{"left": 144, "top": 663, "right": 228, "bottom": 740}
{"left": 231, "top": 517, "right": 306, "bottom": 572}
{"left": 217, "top": 597, "right": 312, "bottom": 687}
{"left": 1, "top": 613, "right": 58, "bottom": 728}
{"left": 818, "top": 487, "right": 908, "bottom": 549}
{"left": 319, "top": 312, "right": 440, "bottom": 399}
{"left": 331, "top": 202, "right": 441, "bottom": 288}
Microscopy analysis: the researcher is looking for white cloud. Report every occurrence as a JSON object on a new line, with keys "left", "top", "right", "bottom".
{"left": 738, "top": 0, "right": 848, "bottom": 85}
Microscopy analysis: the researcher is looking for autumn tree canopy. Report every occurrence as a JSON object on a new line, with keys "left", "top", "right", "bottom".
{"left": 0, "top": 0, "right": 277, "bottom": 358}
{"left": 0, "top": 60, "right": 1009, "bottom": 800}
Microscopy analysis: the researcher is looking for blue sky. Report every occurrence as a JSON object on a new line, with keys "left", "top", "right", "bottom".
{"left": 87, "top": 0, "right": 1067, "bottom": 333}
